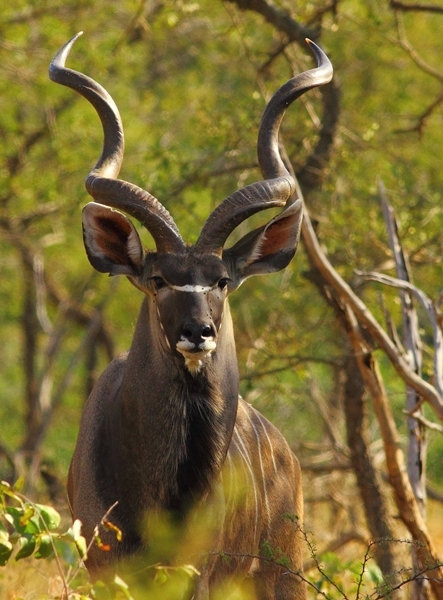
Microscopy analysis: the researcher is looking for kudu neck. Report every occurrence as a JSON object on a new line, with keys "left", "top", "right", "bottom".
{"left": 118, "top": 297, "right": 240, "bottom": 508}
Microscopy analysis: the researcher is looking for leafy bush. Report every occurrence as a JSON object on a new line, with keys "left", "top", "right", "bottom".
{"left": 0, "top": 479, "right": 134, "bottom": 599}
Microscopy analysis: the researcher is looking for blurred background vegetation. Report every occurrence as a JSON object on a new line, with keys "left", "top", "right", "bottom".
{"left": 1, "top": 0, "right": 443, "bottom": 596}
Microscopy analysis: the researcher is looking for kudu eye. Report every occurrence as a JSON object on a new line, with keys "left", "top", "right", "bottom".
{"left": 151, "top": 276, "right": 167, "bottom": 290}
{"left": 217, "top": 278, "right": 230, "bottom": 291}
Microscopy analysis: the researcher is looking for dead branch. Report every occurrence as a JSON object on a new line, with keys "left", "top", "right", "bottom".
{"left": 226, "top": 0, "right": 314, "bottom": 44}
{"left": 357, "top": 270, "right": 443, "bottom": 400}
{"left": 303, "top": 530, "right": 368, "bottom": 572}
{"left": 405, "top": 411, "right": 443, "bottom": 434}
{"left": 344, "top": 305, "right": 443, "bottom": 597}
{"left": 296, "top": 78, "right": 341, "bottom": 194}
{"left": 2, "top": 98, "right": 75, "bottom": 194}
{"left": 298, "top": 195, "right": 443, "bottom": 420}
{"left": 395, "top": 7, "right": 443, "bottom": 71}
{"left": 25, "top": 307, "right": 108, "bottom": 455}
{"left": 300, "top": 459, "right": 351, "bottom": 473}
{"left": 308, "top": 375, "right": 347, "bottom": 454}
{"left": 394, "top": 90, "right": 443, "bottom": 137}
{"left": 390, "top": 0, "right": 443, "bottom": 13}
{"left": 306, "top": 0, "right": 341, "bottom": 27}
{"left": 380, "top": 180, "right": 429, "bottom": 598}
{"left": 392, "top": 11, "right": 443, "bottom": 136}
{"left": 0, "top": 0, "right": 90, "bottom": 27}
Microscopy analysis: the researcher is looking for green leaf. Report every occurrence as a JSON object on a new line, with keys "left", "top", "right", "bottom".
{"left": 366, "top": 563, "right": 384, "bottom": 585}
{"left": 36, "top": 504, "right": 61, "bottom": 531}
{"left": 0, "top": 520, "right": 9, "bottom": 537}
{"left": 13, "top": 477, "right": 25, "bottom": 492}
{"left": 113, "top": 574, "right": 134, "bottom": 599}
{"left": 179, "top": 564, "right": 200, "bottom": 578}
{"left": 34, "top": 534, "right": 55, "bottom": 560}
{"left": 0, "top": 480, "right": 11, "bottom": 492}
{"left": 75, "top": 535, "right": 88, "bottom": 559}
{"left": 53, "top": 537, "right": 81, "bottom": 567}
{"left": 20, "top": 504, "right": 35, "bottom": 526}
{"left": 0, "top": 536, "right": 13, "bottom": 566}
{"left": 91, "top": 579, "right": 113, "bottom": 600}
{"left": 154, "top": 566, "right": 170, "bottom": 585}
{"left": 15, "top": 535, "right": 36, "bottom": 561}
{"left": 0, "top": 481, "right": 23, "bottom": 504}
{"left": 5, "top": 506, "right": 40, "bottom": 535}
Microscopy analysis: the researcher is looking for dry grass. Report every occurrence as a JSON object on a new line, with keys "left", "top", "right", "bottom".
{"left": 0, "top": 492, "right": 442, "bottom": 599}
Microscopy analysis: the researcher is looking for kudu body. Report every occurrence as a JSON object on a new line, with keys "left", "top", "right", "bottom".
{"left": 50, "top": 34, "right": 332, "bottom": 598}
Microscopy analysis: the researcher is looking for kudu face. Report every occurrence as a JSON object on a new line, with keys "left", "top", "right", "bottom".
{"left": 81, "top": 197, "right": 303, "bottom": 373}
{"left": 83, "top": 199, "right": 230, "bottom": 372}
{"left": 149, "top": 254, "right": 226, "bottom": 368}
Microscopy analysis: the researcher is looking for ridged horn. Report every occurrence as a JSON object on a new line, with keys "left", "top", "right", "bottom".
{"left": 49, "top": 32, "right": 185, "bottom": 254}
{"left": 195, "top": 39, "right": 333, "bottom": 256}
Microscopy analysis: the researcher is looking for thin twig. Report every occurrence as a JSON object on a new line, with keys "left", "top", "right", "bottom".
{"left": 405, "top": 410, "right": 443, "bottom": 433}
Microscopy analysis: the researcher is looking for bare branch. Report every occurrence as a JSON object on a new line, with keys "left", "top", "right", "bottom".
{"left": 344, "top": 305, "right": 443, "bottom": 596}
{"left": 394, "top": 11, "right": 443, "bottom": 83}
{"left": 390, "top": 0, "right": 443, "bottom": 13}
{"left": 380, "top": 180, "right": 428, "bottom": 596}
{"left": 300, "top": 459, "right": 351, "bottom": 473}
{"left": 306, "top": 0, "right": 341, "bottom": 27}
{"left": 2, "top": 98, "right": 75, "bottom": 190}
{"left": 303, "top": 530, "right": 368, "bottom": 571}
{"left": 394, "top": 90, "right": 443, "bottom": 137}
{"left": 298, "top": 190, "right": 443, "bottom": 419}
{"left": 226, "top": 0, "right": 315, "bottom": 44}
{"left": 405, "top": 410, "right": 443, "bottom": 434}
{"left": 20, "top": 285, "right": 116, "bottom": 457}
{"left": 356, "top": 270, "right": 443, "bottom": 399}
{"left": 0, "top": 2, "right": 88, "bottom": 26}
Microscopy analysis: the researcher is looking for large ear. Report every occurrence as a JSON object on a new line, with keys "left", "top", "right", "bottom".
{"left": 224, "top": 200, "right": 303, "bottom": 284}
{"left": 82, "top": 202, "right": 145, "bottom": 276}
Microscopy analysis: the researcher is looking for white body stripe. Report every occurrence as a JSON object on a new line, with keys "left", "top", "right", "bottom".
{"left": 261, "top": 417, "right": 278, "bottom": 474}
{"left": 232, "top": 427, "right": 259, "bottom": 545}
{"left": 245, "top": 411, "right": 271, "bottom": 533}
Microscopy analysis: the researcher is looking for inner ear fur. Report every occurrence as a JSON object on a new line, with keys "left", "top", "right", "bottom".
{"left": 82, "top": 202, "right": 144, "bottom": 276}
{"left": 224, "top": 200, "right": 303, "bottom": 282}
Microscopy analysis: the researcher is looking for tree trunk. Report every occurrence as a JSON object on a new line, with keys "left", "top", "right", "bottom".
{"left": 305, "top": 266, "right": 402, "bottom": 584}
{"left": 343, "top": 354, "right": 401, "bottom": 586}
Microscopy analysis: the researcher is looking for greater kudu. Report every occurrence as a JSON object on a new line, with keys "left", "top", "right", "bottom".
{"left": 49, "top": 33, "right": 332, "bottom": 598}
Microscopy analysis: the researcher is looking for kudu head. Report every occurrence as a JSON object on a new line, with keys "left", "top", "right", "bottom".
{"left": 49, "top": 33, "right": 333, "bottom": 374}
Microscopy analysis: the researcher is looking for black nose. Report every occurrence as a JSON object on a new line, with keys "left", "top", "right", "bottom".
{"left": 182, "top": 323, "right": 215, "bottom": 345}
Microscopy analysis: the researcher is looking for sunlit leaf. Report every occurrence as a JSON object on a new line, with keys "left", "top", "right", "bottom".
{"left": 34, "top": 534, "right": 55, "bottom": 559}
{"left": 64, "top": 518, "right": 83, "bottom": 542}
{"left": 19, "top": 504, "right": 35, "bottom": 527}
{"left": 13, "top": 477, "right": 25, "bottom": 492}
{"left": 75, "top": 535, "right": 88, "bottom": 559}
{"left": 5, "top": 506, "right": 40, "bottom": 535}
{"left": 0, "top": 536, "right": 13, "bottom": 566}
{"left": 113, "top": 574, "right": 134, "bottom": 599}
{"left": 103, "top": 518, "right": 123, "bottom": 542}
{"left": 36, "top": 503, "right": 61, "bottom": 530}
{"left": 154, "top": 566, "right": 170, "bottom": 585}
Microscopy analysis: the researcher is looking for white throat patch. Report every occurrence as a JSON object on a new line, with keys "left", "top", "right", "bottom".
{"left": 176, "top": 338, "right": 217, "bottom": 375}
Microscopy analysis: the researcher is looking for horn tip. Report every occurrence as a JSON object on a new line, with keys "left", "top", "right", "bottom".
{"left": 49, "top": 31, "right": 84, "bottom": 75}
